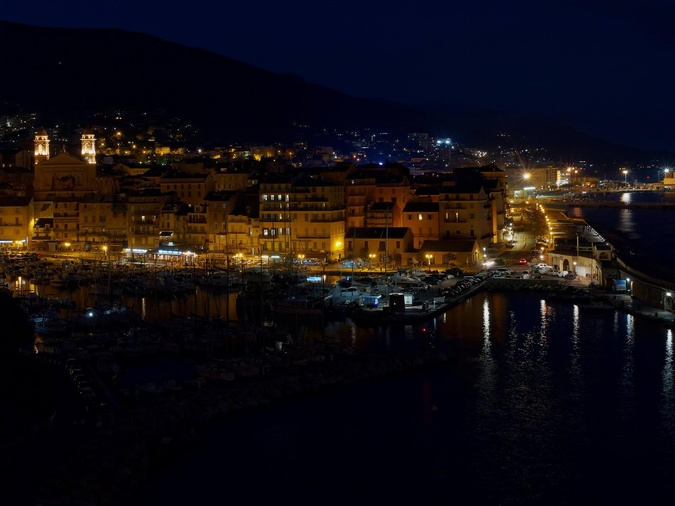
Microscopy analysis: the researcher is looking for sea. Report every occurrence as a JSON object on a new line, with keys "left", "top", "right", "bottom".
{"left": 131, "top": 192, "right": 675, "bottom": 506}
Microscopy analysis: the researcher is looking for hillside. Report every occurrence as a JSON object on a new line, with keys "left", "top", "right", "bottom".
{"left": 0, "top": 21, "right": 430, "bottom": 143}
{"left": 0, "top": 21, "right": 661, "bottom": 163}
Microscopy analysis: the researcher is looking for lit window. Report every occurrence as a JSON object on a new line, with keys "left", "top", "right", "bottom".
{"left": 418, "top": 214, "right": 423, "bottom": 220}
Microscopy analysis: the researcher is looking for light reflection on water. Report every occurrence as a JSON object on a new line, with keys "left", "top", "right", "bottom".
{"left": 569, "top": 304, "right": 583, "bottom": 393}
{"left": 137, "top": 291, "right": 675, "bottom": 506}
{"left": 617, "top": 207, "right": 638, "bottom": 238}
{"left": 663, "top": 329, "right": 673, "bottom": 417}
{"left": 477, "top": 297, "right": 495, "bottom": 403}
{"left": 16, "top": 281, "right": 241, "bottom": 323}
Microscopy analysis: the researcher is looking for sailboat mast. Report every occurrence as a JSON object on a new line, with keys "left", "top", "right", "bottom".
{"left": 385, "top": 207, "right": 388, "bottom": 274}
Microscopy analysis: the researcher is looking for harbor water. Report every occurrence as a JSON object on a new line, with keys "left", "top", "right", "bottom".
{"left": 134, "top": 290, "right": 675, "bottom": 505}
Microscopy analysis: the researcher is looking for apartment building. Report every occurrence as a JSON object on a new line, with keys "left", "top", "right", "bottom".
{"left": 0, "top": 195, "right": 33, "bottom": 248}
{"left": 401, "top": 200, "right": 440, "bottom": 249}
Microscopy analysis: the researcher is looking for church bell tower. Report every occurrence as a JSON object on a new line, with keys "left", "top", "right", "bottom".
{"left": 34, "top": 129, "right": 50, "bottom": 165}
{"left": 81, "top": 130, "right": 97, "bottom": 164}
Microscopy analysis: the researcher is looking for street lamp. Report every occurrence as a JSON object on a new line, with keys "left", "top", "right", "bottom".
{"left": 425, "top": 253, "right": 433, "bottom": 271}
{"left": 369, "top": 253, "right": 376, "bottom": 270}
{"left": 661, "top": 167, "right": 671, "bottom": 184}
{"left": 573, "top": 261, "right": 577, "bottom": 273}
{"left": 622, "top": 169, "right": 629, "bottom": 183}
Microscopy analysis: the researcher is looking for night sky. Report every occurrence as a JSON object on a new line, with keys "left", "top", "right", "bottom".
{"left": 3, "top": 0, "right": 675, "bottom": 151}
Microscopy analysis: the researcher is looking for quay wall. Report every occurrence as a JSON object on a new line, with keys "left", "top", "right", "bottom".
{"left": 578, "top": 221, "right": 675, "bottom": 307}
{"left": 543, "top": 203, "right": 675, "bottom": 308}
{"left": 544, "top": 199, "right": 675, "bottom": 209}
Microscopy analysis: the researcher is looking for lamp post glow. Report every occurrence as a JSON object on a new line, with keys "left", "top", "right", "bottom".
{"left": 622, "top": 169, "right": 629, "bottom": 183}
{"left": 425, "top": 253, "right": 433, "bottom": 271}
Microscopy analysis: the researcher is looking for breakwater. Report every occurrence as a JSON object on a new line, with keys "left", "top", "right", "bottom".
{"left": 547, "top": 198, "right": 675, "bottom": 209}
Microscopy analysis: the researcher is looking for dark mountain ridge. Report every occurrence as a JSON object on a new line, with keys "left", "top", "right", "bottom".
{"left": 0, "top": 21, "right": 662, "bottom": 164}
{"left": 0, "top": 21, "right": 428, "bottom": 141}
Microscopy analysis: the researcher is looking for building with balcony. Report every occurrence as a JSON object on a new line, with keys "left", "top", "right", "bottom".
{"left": 0, "top": 195, "right": 33, "bottom": 248}
{"left": 203, "top": 191, "right": 254, "bottom": 255}
{"left": 366, "top": 201, "right": 401, "bottom": 228}
{"left": 79, "top": 195, "right": 127, "bottom": 250}
{"left": 212, "top": 168, "right": 251, "bottom": 191}
{"left": 159, "top": 172, "right": 215, "bottom": 206}
{"left": 259, "top": 175, "right": 347, "bottom": 261}
{"left": 259, "top": 176, "right": 292, "bottom": 258}
{"left": 374, "top": 174, "right": 412, "bottom": 209}
{"left": 288, "top": 176, "right": 346, "bottom": 261}
{"left": 401, "top": 200, "right": 440, "bottom": 248}
{"left": 345, "top": 173, "right": 376, "bottom": 229}
{"left": 438, "top": 178, "right": 494, "bottom": 248}
{"left": 126, "top": 191, "right": 171, "bottom": 252}
{"left": 52, "top": 199, "right": 80, "bottom": 245}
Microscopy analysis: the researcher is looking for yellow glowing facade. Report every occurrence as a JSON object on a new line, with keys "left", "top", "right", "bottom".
{"left": 33, "top": 152, "right": 97, "bottom": 204}
{"left": 259, "top": 178, "right": 346, "bottom": 261}
{"left": 81, "top": 131, "right": 97, "bottom": 164}
{"left": 0, "top": 196, "right": 34, "bottom": 247}
{"left": 34, "top": 130, "right": 50, "bottom": 164}
{"left": 80, "top": 196, "right": 127, "bottom": 249}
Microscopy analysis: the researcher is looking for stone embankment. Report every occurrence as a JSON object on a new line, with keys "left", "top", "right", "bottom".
{"left": 35, "top": 349, "right": 451, "bottom": 505}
